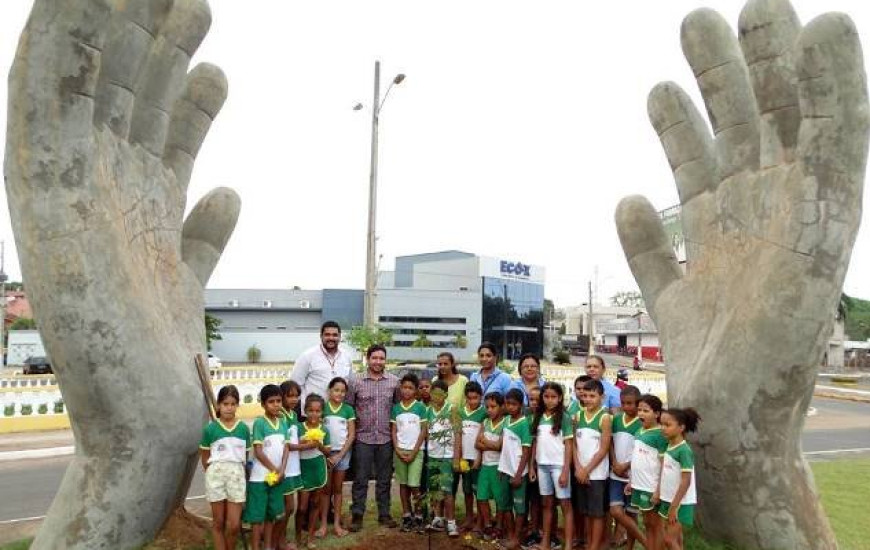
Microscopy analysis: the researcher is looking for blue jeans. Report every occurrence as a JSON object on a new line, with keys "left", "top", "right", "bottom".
{"left": 537, "top": 464, "right": 571, "bottom": 499}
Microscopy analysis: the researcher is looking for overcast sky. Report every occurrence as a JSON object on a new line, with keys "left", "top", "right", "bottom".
{"left": 1, "top": 0, "right": 869, "bottom": 307}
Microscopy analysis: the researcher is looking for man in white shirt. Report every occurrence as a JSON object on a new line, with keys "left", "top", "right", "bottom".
{"left": 290, "top": 321, "right": 353, "bottom": 406}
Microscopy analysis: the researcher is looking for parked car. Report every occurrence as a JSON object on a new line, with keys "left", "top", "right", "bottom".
{"left": 23, "top": 356, "right": 52, "bottom": 375}
{"left": 207, "top": 352, "right": 222, "bottom": 369}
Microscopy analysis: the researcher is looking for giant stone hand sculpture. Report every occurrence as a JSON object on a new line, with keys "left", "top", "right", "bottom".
{"left": 4, "top": 1, "right": 238, "bottom": 548}
{"left": 616, "top": 0, "right": 867, "bottom": 548}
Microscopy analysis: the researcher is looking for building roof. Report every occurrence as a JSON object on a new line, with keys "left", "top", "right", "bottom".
{"left": 3, "top": 291, "right": 32, "bottom": 322}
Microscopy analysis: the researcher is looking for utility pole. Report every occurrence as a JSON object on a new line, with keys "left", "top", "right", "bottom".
{"left": 503, "top": 283, "right": 509, "bottom": 360}
{"left": 362, "top": 62, "right": 405, "bottom": 329}
{"left": 588, "top": 281, "right": 594, "bottom": 354}
{"left": 363, "top": 61, "right": 381, "bottom": 329}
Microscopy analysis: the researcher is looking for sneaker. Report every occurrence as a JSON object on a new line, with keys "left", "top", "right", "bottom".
{"left": 427, "top": 517, "right": 446, "bottom": 532}
{"left": 414, "top": 516, "right": 426, "bottom": 534}
{"left": 522, "top": 531, "right": 542, "bottom": 549}
{"left": 400, "top": 515, "right": 413, "bottom": 533}
{"left": 447, "top": 520, "right": 459, "bottom": 538}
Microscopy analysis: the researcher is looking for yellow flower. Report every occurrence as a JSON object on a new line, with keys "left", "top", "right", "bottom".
{"left": 265, "top": 471, "right": 280, "bottom": 487}
{"left": 304, "top": 427, "right": 326, "bottom": 442}
{"left": 459, "top": 459, "right": 470, "bottom": 473}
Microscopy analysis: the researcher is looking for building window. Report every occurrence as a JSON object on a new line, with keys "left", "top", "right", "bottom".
{"left": 378, "top": 316, "right": 467, "bottom": 324}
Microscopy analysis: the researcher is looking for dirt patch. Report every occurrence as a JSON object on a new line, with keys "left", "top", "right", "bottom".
{"left": 343, "top": 529, "right": 487, "bottom": 550}
{"left": 146, "top": 507, "right": 211, "bottom": 550}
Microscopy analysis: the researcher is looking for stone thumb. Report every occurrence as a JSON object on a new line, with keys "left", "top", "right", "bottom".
{"left": 182, "top": 187, "right": 241, "bottom": 287}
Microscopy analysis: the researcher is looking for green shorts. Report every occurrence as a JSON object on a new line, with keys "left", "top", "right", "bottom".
{"left": 630, "top": 488, "right": 656, "bottom": 512}
{"left": 394, "top": 450, "right": 424, "bottom": 487}
{"left": 658, "top": 501, "right": 695, "bottom": 526}
{"left": 243, "top": 481, "right": 285, "bottom": 524}
{"left": 502, "top": 474, "right": 528, "bottom": 514}
{"left": 476, "top": 465, "right": 508, "bottom": 507}
{"left": 300, "top": 456, "right": 327, "bottom": 491}
{"left": 427, "top": 458, "right": 455, "bottom": 494}
{"left": 282, "top": 474, "right": 304, "bottom": 495}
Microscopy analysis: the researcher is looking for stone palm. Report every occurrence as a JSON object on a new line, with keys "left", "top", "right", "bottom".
{"left": 4, "top": 1, "right": 239, "bottom": 548}
{"left": 617, "top": 1, "right": 866, "bottom": 548}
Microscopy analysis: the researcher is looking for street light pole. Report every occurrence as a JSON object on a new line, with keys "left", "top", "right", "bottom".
{"left": 588, "top": 281, "right": 594, "bottom": 354}
{"left": 362, "top": 61, "right": 405, "bottom": 329}
{"left": 363, "top": 61, "right": 381, "bottom": 329}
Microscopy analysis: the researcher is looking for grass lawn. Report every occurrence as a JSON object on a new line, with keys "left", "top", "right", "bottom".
{"left": 3, "top": 459, "right": 868, "bottom": 550}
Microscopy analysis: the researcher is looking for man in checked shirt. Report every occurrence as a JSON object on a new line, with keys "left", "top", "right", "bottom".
{"left": 347, "top": 344, "right": 400, "bottom": 532}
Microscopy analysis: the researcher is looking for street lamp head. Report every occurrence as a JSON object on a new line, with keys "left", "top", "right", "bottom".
{"left": 393, "top": 74, "right": 406, "bottom": 85}
{"left": 352, "top": 103, "right": 364, "bottom": 111}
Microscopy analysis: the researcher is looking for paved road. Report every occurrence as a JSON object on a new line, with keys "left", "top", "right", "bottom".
{"left": 0, "top": 398, "right": 866, "bottom": 525}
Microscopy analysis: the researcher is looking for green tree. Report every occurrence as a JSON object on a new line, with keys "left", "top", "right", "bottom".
{"left": 412, "top": 332, "right": 432, "bottom": 348}
{"left": 3, "top": 281, "right": 24, "bottom": 291}
{"left": 347, "top": 325, "right": 393, "bottom": 354}
{"left": 9, "top": 317, "right": 36, "bottom": 330}
{"left": 204, "top": 313, "right": 222, "bottom": 351}
{"left": 246, "top": 344, "right": 261, "bottom": 363}
{"left": 453, "top": 333, "right": 468, "bottom": 349}
{"left": 843, "top": 293, "right": 870, "bottom": 341}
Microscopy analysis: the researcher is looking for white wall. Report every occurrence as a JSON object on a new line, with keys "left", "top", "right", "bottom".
{"left": 211, "top": 331, "right": 321, "bottom": 362}
{"left": 6, "top": 330, "right": 46, "bottom": 365}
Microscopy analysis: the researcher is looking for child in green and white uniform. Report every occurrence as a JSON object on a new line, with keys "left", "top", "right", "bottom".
{"left": 609, "top": 386, "right": 646, "bottom": 550}
{"left": 200, "top": 385, "right": 250, "bottom": 550}
{"left": 628, "top": 394, "right": 668, "bottom": 550}
{"left": 426, "top": 379, "right": 460, "bottom": 536}
{"left": 456, "top": 381, "right": 486, "bottom": 533}
{"left": 392, "top": 374, "right": 429, "bottom": 531}
{"left": 323, "top": 377, "right": 355, "bottom": 537}
{"left": 499, "top": 388, "right": 532, "bottom": 550}
{"left": 659, "top": 408, "right": 701, "bottom": 550}
{"left": 566, "top": 375, "right": 592, "bottom": 417}
{"left": 273, "top": 380, "right": 304, "bottom": 550}
{"left": 299, "top": 394, "right": 332, "bottom": 547}
{"left": 244, "top": 385, "right": 289, "bottom": 550}
{"left": 573, "top": 379, "right": 612, "bottom": 550}
{"left": 475, "top": 392, "right": 506, "bottom": 540}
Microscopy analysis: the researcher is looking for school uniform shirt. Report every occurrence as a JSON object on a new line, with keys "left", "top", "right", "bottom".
{"left": 250, "top": 415, "right": 288, "bottom": 482}
{"left": 534, "top": 412, "right": 573, "bottom": 466}
{"left": 610, "top": 412, "right": 642, "bottom": 482}
{"left": 323, "top": 401, "right": 356, "bottom": 450}
{"left": 460, "top": 404, "right": 487, "bottom": 461}
{"left": 630, "top": 426, "right": 669, "bottom": 492}
{"left": 427, "top": 402, "right": 456, "bottom": 459}
{"left": 390, "top": 400, "right": 429, "bottom": 451}
{"left": 498, "top": 416, "right": 532, "bottom": 477}
{"left": 574, "top": 407, "right": 611, "bottom": 480}
{"left": 199, "top": 419, "right": 251, "bottom": 464}
{"left": 481, "top": 417, "right": 506, "bottom": 466}
{"left": 660, "top": 440, "right": 697, "bottom": 505}
{"left": 282, "top": 409, "right": 302, "bottom": 477}
{"left": 299, "top": 421, "right": 332, "bottom": 459}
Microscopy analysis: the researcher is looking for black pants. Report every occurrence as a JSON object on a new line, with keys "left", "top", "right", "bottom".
{"left": 351, "top": 441, "right": 393, "bottom": 518}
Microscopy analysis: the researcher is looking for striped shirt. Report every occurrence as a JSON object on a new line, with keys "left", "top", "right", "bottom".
{"left": 346, "top": 370, "right": 400, "bottom": 445}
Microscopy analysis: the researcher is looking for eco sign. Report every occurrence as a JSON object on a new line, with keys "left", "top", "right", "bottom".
{"left": 500, "top": 261, "right": 531, "bottom": 278}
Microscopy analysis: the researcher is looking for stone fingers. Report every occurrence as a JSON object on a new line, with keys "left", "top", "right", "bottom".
{"left": 796, "top": 13, "right": 869, "bottom": 234}
{"left": 92, "top": 1, "right": 173, "bottom": 136}
{"left": 163, "top": 63, "right": 229, "bottom": 192}
{"left": 647, "top": 81, "right": 718, "bottom": 266}
{"left": 682, "top": 8, "right": 761, "bottom": 179}
{"left": 129, "top": 0, "right": 212, "bottom": 156}
{"left": 181, "top": 187, "right": 241, "bottom": 287}
{"left": 615, "top": 196, "right": 683, "bottom": 320}
{"left": 738, "top": 0, "right": 802, "bottom": 167}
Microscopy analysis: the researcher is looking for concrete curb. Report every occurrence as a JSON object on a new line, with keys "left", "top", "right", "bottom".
{"left": 0, "top": 445, "right": 74, "bottom": 462}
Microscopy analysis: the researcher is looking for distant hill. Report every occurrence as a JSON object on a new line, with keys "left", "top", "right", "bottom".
{"left": 843, "top": 294, "right": 870, "bottom": 341}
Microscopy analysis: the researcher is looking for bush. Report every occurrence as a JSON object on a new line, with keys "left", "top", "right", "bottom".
{"left": 3, "top": 404, "right": 14, "bottom": 417}
{"left": 38, "top": 404, "right": 48, "bottom": 415}
{"left": 247, "top": 344, "right": 261, "bottom": 363}
{"left": 20, "top": 404, "right": 33, "bottom": 416}
{"left": 54, "top": 400, "right": 64, "bottom": 413}
{"left": 243, "top": 394, "right": 254, "bottom": 404}
{"left": 554, "top": 350, "right": 572, "bottom": 365}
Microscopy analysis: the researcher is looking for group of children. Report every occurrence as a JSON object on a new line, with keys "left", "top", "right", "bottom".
{"left": 198, "top": 354, "right": 701, "bottom": 550}
{"left": 199, "top": 377, "right": 354, "bottom": 550}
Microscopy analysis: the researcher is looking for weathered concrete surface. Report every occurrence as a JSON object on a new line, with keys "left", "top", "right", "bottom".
{"left": 3, "top": 1, "right": 238, "bottom": 548}
{"left": 616, "top": 1, "right": 868, "bottom": 549}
